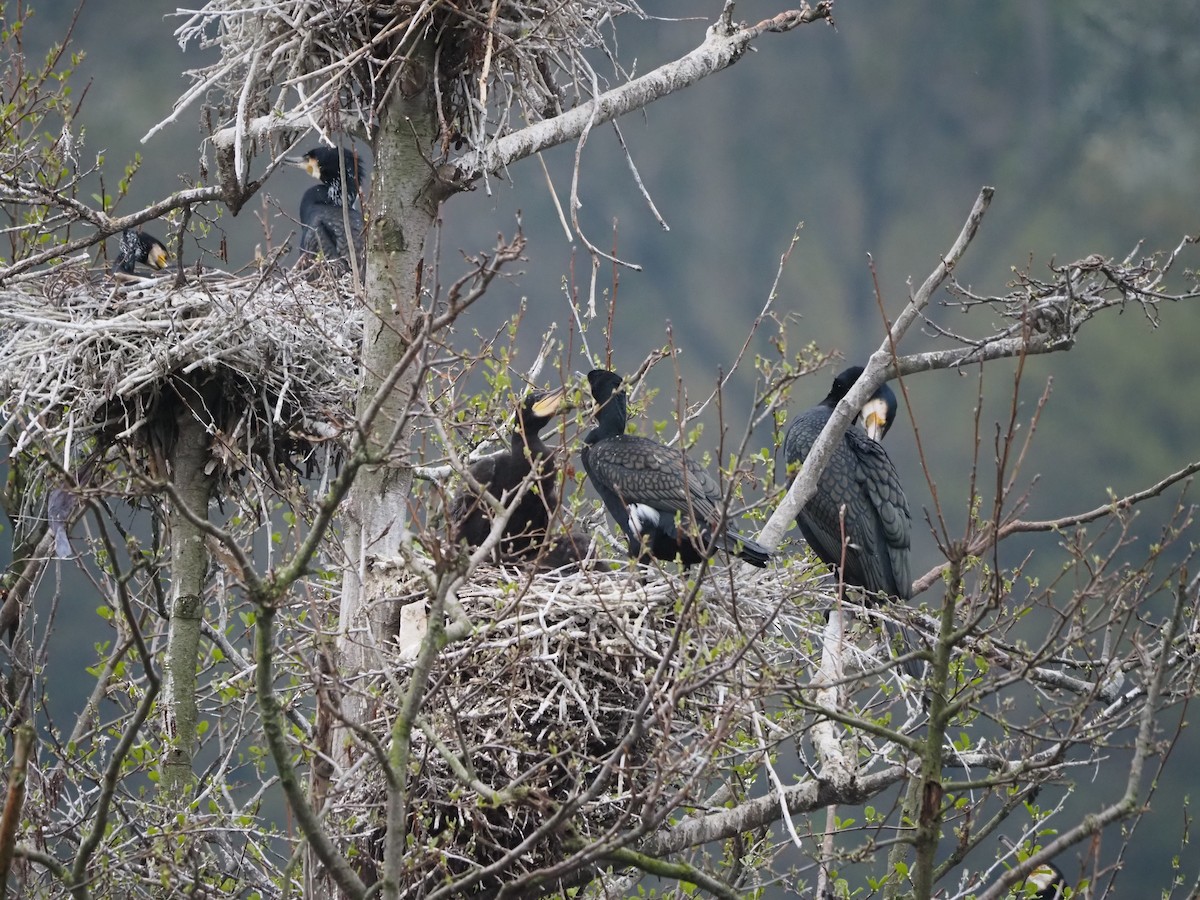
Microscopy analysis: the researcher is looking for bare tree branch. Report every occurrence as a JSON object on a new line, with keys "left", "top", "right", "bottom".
{"left": 758, "top": 186, "right": 995, "bottom": 550}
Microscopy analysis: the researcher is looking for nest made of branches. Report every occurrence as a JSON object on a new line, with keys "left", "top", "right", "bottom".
{"left": 169, "top": 0, "right": 647, "bottom": 157}
{"left": 333, "top": 559, "right": 824, "bottom": 895}
{"left": 0, "top": 265, "right": 362, "bottom": 493}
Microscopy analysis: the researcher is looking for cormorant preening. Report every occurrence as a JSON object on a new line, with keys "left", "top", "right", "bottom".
{"left": 582, "top": 369, "right": 771, "bottom": 568}
{"left": 113, "top": 229, "right": 168, "bottom": 275}
{"left": 450, "top": 387, "right": 572, "bottom": 562}
{"left": 861, "top": 377, "right": 898, "bottom": 442}
{"left": 783, "top": 366, "right": 919, "bottom": 677}
{"left": 288, "top": 146, "right": 365, "bottom": 271}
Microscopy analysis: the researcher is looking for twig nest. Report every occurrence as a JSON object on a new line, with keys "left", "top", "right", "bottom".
{"left": 0, "top": 266, "right": 361, "bottom": 484}
{"left": 179, "top": 1, "right": 641, "bottom": 161}
{"left": 337, "top": 559, "right": 822, "bottom": 891}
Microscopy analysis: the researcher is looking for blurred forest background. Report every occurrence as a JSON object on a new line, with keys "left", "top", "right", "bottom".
{"left": 10, "top": 0, "right": 1200, "bottom": 893}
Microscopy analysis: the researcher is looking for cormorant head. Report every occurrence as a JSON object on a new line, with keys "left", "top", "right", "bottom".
{"left": 518, "top": 386, "right": 572, "bottom": 434}
{"left": 114, "top": 229, "right": 169, "bottom": 275}
{"left": 584, "top": 369, "right": 627, "bottom": 441}
{"left": 143, "top": 235, "right": 169, "bottom": 270}
{"left": 1016, "top": 861, "right": 1067, "bottom": 899}
{"left": 862, "top": 381, "right": 897, "bottom": 441}
{"left": 824, "top": 365, "right": 865, "bottom": 407}
{"left": 824, "top": 365, "right": 897, "bottom": 441}
{"left": 586, "top": 369, "right": 625, "bottom": 410}
{"left": 288, "top": 147, "right": 363, "bottom": 203}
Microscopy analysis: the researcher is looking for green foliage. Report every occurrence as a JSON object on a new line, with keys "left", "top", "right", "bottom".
{"left": 0, "top": 3, "right": 86, "bottom": 262}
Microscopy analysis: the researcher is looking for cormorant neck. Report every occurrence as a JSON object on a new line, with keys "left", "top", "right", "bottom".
{"left": 325, "top": 177, "right": 358, "bottom": 208}
{"left": 511, "top": 416, "right": 548, "bottom": 457}
{"left": 585, "top": 393, "right": 626, "bottom": 444}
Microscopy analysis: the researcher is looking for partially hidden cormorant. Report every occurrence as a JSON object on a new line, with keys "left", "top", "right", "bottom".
{"left": 582, "top": 369, "right": 771, "bottom": 568}
{"left": 536, "top": 531, "right": 614, "bottom": 572}
{"left": 113, "top": 229, "right": 168, "bottom": 276}
{"left": 783, "top": 365, "right": 920, "bottom": 677}
{"left": 1017, "top": 861, "right": 1068, "bottom": 899}
{"left": 450, "top": 387, "right": 572, "bottom": 562}
{"left": 288, "top": 146, "right": 365, "bottom": 272}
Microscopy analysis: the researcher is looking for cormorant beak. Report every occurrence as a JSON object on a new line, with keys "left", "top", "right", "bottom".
{"left": 862, "top": 397, "right": 890, "bottom": 442}
{"left": 147, "top": 243, "right": 169, "bottom": 270}
{"left": 531, "top": 386, "right": 571, "bottom": 418}
{"left": 285, "top": 155, "right": 321, "bottom": 179}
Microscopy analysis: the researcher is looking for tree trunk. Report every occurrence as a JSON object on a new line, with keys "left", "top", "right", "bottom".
{"left": 158, "top": 390, "right": 214, "bottom": 797}
{"left": 309, "top": 36, "right": 444, "bottom": 897}
{"left": 338, "top": 31, "right": 440, "bottom": 764}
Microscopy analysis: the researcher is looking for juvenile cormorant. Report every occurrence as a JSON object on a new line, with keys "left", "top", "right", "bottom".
{"left": 288, "top": 146, "right": 365, "bottom": 271}
{"left": 783, "top": 365, "right": 919, "bottom": 676}
{"left": 113, "top": 229, "right": 168, "bottom": 275}
{"left": 450, "top": 387, "right": 572, "bottom": 561}
{"left": 582, "top": 369, "right": 771, "bottom": 568}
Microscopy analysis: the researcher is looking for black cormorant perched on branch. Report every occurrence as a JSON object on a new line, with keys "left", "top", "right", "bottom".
{"left": 288, "top": 146, "right": 365, "bottom": 271}
{"left": 783, "top": 365, "right": 919, "bottom": 676}
{"left": 113, "top": 229, "right": 168, "bottom": 276}
{"left": 582, "top": 369, "right": 771, "bottom": 568}
{"left": 450, "top": 387, "right": 572, "bottom": 562}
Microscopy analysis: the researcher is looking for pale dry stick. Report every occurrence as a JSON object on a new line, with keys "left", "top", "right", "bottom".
{"left": 811, "top": 613, "right": 849, "bottom": 900}
{"left": 612, "top": 120, "right": 670, "bottom": 231}
{"left": 752, "top": 710, "right": 804, "bottom": 850}
{"left": 451, "top": 7, "right": 835, "bottom": 184}
{"left": 758, "top": 186, "right": 995, "bottom": 551}
{"left": 537, "top": 152, "right": 574, "bottom": 242}
{"left": 478, "top": 0, "right": 501, "bottom": 109}
{"left": 569, "top": 64, "right": 643, "bottom": 274}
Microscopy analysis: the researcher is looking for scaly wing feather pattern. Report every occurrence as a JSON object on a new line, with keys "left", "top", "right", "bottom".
{"left": 784, "top": 405, "right": 912, "bottom": 599}
{"left": 584, "top": 434, "right": 722, "bottom": 525}
{"left": 847, "top": 428, "right": 911, "bottom": 599}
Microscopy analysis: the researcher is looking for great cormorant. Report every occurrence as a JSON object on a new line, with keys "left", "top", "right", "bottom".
{"left": 1019, "top": 861, "right": 1068, "bottom": 898}
{"left": 450, "top": 387, "right": 572, "bottom": 561}
{"left": 1001, "top": 860, "right": 1068, "bottom": 898}
{"left": 113, "top": 229, "right": 168, "bottom": 275}
{"left": 581, "top": 369, "right": 771, "bottom": 568}
{"left": 288, "top": 146, "right": 365, "bottom": 271}
{"left": 860, "top": 377, "right": 898, "bottom": 441}
{"left": 783, "top": 365, "right": 919, "bottom": 676}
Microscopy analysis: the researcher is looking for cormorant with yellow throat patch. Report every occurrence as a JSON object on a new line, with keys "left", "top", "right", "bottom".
{"left": 783, "top": 365, "right": 920, "bottom": 677}
{"left": 288, "top": 146, "right": 365, "bottom": 272}
{"left": 113, "top": 229, "right": 168, "bottom": 276}
{"left": 450, "top": 387, "right": 573, "bottom": 562}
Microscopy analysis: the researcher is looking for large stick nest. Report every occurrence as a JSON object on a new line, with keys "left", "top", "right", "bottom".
{"left": 171, "top": 0, "right": 647, "bottom": 155}
{"left": 334, "top": 559, "right": 824, "bottom": 894}
{"left": 0, "top": 267, "right": 361, "bottom": 492}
